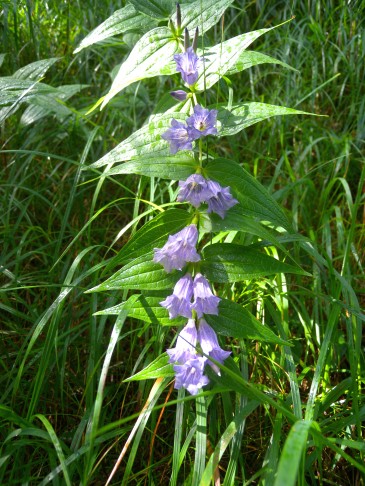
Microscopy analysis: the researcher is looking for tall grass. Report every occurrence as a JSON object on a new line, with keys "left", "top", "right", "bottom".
{"left": 1, "top": 1, "right": 364, "bottom": 484}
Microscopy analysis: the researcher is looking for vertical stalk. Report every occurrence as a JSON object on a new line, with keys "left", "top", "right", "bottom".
{"left": 192, "top": 395, "right": 207, "bottom": 485}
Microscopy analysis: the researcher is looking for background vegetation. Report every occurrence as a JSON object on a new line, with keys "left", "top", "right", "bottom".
{"left": 0, "top": 0, "right": 364, "bottom": 484}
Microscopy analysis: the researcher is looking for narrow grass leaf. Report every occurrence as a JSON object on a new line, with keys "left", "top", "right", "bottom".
{"left": 274, "top": 420, "right": 312, "bottom": 486}
{"left": 201, "top": 401, "right": 259, "bottom": 486}
{"left": 34, "top": 414, "right": 72, "bottom": 486}
{"left": 192, "top": 395, "right": 207, "bottom": 486}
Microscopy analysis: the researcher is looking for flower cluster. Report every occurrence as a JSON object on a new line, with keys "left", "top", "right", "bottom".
{"left": 153, "top": 222, "right": 232, "bottom": 394}
{"left": 160, "top": 273, "right": 220, "bottom": 319}
{"left": 166, "top": 318, "right": 231, "bottom": 395}
{"left": 178, "top": 174, "right": 238, "bottom": 218}
{"left": 153, "top": 19, "right": 237, "bottom": 395}
{"left": 162, "top": 104, "right": 218, "bottom": 154}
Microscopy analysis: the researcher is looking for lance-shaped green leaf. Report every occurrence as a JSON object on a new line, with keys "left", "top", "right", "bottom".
{"left": 0, "top": 78, "right": 58, "bottom": 106}
{"left": 129, "top": 0, "right": 174, "bottom": 19}
{"left": 194, "top": 19, "right": 295, "bottom": 91}
{"left": 87, "top": 112, "right": 189, "bottom": 170}
{"left": 107, "top": 209, "right": 194, "bottom": 268}
{"left": 204, "top": 208, "right": 285, "bottom": 247}
{"left": 74, "top": 5, "right": 155, "bottom": 53}
{"left": 95, "top": 295, "right": 186, "bottom": 326}
{"left": 215, "top": 102, "right": 313, "bottom": 137}
{"left": 200, "top": 243, "right": 306, "bottom": 282}
{"left": 20, "top": 84, "right": 88, "bottom": 126}
{"left": 87, "top": 252, "right": 179, "bottom": 292}
{"left": 101, "top": 153, "right": 198, "bottom": 180}
{"left": 13, "top": 58, "right": 59, "bottom": 80}
{"left": 203, "top": 158, "right": 292, "bottom": 231}
{"left": 225, "top": 50, "right": 297, "bottom": 77}
{"left": 195, "top": 26, "right": 275, "bottom": 91}
{"left": 101, "top": 27, "right": 178, "bottom": 108}
{"left": 124, "top": 353, "right": 174, "bottom": 382}
{"left": 171, "top": 0, "right": 235, "bottom": 35}
{"left": 206, "top": 299, "right": 289, "bottom": 345}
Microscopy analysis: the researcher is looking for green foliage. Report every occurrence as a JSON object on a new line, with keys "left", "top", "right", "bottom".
{"left": 0, "top": 0, "right": 364, "bottom": 485}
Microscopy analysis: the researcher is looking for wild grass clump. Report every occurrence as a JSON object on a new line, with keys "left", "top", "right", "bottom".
{"left": 0, "top": 1, "right": 364, "bottom": 485}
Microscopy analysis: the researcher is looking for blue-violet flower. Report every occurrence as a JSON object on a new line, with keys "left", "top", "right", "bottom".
{"left": 177, "top": 174, "right": 212, "bottom": 208}
{"left": 192, "top": 273, "right": 220, "bottom": 318}
{"left": 174, "top": 47, "right": 201, "bottom": 85}
{"left": 160, "top": 273, "right": 193, "bottom": 319}
{"left": 167, "top": 320, "right": 209, "bottom": 395}
{"left": 186, "top": 104, "right": 218, "bottom": 139}
{"left": 161, "top": 119, "right": 194, "bottom": 154}
{"left": 206, "top": 180, "right": 239, "bottom": 219}
{"left": 198, "top": 319, "right": 231, "bottom": 375}
{"left": 153, "top": 224, "right": 200, "bottom": 273}
{"left": 166, "top": 318, "right": 197, "bottom": 364}
{"left": 173, "top": 356, "right": 209, "bottom": 395}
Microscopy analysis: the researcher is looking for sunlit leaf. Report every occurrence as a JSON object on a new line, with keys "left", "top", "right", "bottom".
{"left": 201, "top": 243, "right": 306, "bottom": 282}
{"left": 214, "top": 102, "right": 312, "bottom": 137}
{"left": 124, "top": 353, "right": 174, "bottom": 382}
{"left": 87, "top": 252, "right": 179, "bottom": 292}
{"left": 206, "top": 299, "right": 290, "bottom": 345}
{"left": 74, "top": 5, "right": 154, "bottom": 53}
{"left": 204, "top": 158, "right": 292, "bottom": 231}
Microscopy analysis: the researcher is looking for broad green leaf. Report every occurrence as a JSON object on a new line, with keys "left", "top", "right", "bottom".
{"left": 225, "top": 50, "right": 297, "bottom": 76}
{"left": 205, "top": 208, "right": 287, "bottom": 248}
{"left": 204, "top": 158, "right": 292, "bottom": 231}
{"left": 195, "top": 27, "right": 273, "bottom": 91}
{"left": 95, "top": 294, "right": 186, "bottom": 326}
{"left": 13, "top": 58, "right": 59, "bottom": 80}
{"left": 87, "top": 252, "right": 179, "bottom": 292}
{"left": 87, "top": 112, "right": 190, "bottom": 170}
{"left": 100, "top": 0, "right": 235, "bottom": 106}
{"left": 215, "top": 102, "right": 312, "bottom": 137}
{"left": 0, "top": 78, "right": 58, "bottom": 123}
{"left": 194, "top": 20, "right": 295, "bottom": 91}
{"left": 206, "top": 299, "right": 288, "bottom": 345}
{"left": 0, "top": 78, "right": 57, "bottom": 106}
{"left": 171, "top": 0, "right": 235, "bottom": 35}
{"left": 124, "top": 353, "right": 174, "bottom": 382}
{"left": 74, "top": 5, "right": 154, "bottom": 53}
{"left": 274, "top": 420, "right": 312, "bottom": 486}
{"left": 102, "top": 153, "right": 198, "bottom": 180}
{"left": 20, "top": 84, "right": 88, "bottom": 126}
{"left": 129, "top": 0, "right": 173, "bottom": 19}
{"left": 101, "top": 27, "right": 178, "bottom": 108}
{"left": 108, "top": 209, "right": 193, "bottom": 267}
{"left": 201, "top": 243, "right": 305, "bottom": 282}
